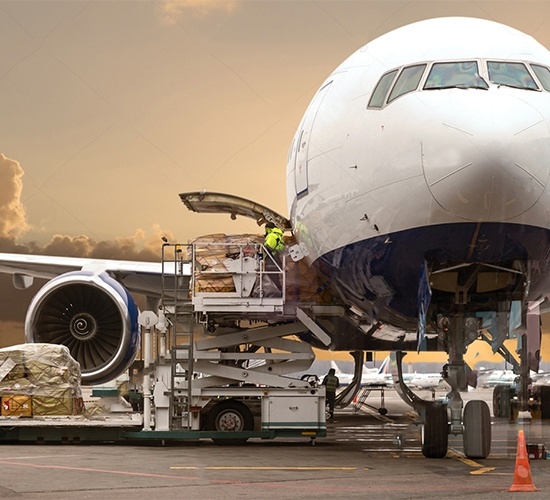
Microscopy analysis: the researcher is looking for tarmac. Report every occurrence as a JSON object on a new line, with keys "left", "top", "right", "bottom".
{"left": 0, "top": 388, "right": 549, "bottom": 499}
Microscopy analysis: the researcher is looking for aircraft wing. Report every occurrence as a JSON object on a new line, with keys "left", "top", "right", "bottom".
{"left": 0, "top": 253, "right": 176, "bottom": 297}
{"left": 0, "top": 251, "right": 194, "bottom": 385}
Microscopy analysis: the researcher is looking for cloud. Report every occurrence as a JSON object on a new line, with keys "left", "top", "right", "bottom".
{"left": 0, "top": 154, "right": 30, "bottom": 240}
{"left": 159, "top": 0, "right": 237, "bottom": 24}
{"left": 0, "top": 227, "right": 175, "bottom": 262}
{"left": 0, "top": 153, "right": 176, "bottom": 343}
{"left": 34, "top": 225, "right": 175, "bottom": 261}
{"left": 0, "top": 153, "right": 174, "bottom": 261}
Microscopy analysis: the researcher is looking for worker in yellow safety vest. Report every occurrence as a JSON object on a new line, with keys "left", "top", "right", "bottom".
{"left": 264, "top": 221, "right": 285, "bottom": 255}
{"left": 322, "top": 368, "right": 340, "bottom": 419}
{"left": 263, "top": 222, "right": 285, "bottom": 289}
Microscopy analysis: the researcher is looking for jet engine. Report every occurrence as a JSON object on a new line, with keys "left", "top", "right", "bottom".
{"left": 25, "top": 271, "right": 140, "bottom": 385}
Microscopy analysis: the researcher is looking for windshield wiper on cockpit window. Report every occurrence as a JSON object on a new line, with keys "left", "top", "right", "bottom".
{"left": 464, "top": 84, "right": 489, "bottom": 90}
{"left": 495, "top": 82, "right": 540, "bottom": 91}
{"left": 425, "top": 83, "right": 488, "bottom": 90}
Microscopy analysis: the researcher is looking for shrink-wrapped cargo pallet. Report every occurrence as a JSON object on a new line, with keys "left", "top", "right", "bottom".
{"left": 190, "top": 233, "right": 263, "bottom": 294}
{"left": 188, "top": 233, "right": 334, "bottom": 304}
{"left": 0, "top": 343, "right": 84, "bottom": 417}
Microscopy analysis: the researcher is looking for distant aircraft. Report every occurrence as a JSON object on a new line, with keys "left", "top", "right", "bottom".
{"left": 332, "top": 356, "right": 392, "bottom": 386}
{"left": 479, "top": 368, "right": 550, "bottom": 387}
{"left": 1, "top": 17, "right": 550, "bottom": 459}
{"left": 362, "top": 356, "right": 393, "bottom": 386}
{"left": 479, "top": 369, "right": 517, "bottom": 388}
{"left": 410, "top": 372, "right": 445, "bottom": 390}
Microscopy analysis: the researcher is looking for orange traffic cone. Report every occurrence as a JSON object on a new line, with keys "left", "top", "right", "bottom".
{"left": 509, "top": 429, "right": 538, "bottom": 492}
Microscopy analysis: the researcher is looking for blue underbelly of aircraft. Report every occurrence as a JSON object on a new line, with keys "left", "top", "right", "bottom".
{"left": 321, "top": 222, "right": 550, "bottom": 327}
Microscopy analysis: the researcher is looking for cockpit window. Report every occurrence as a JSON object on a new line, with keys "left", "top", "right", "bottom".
{"left": 487, "top": 61, "right": 538, "bottom": 90}
{"left": 368, "top": 69, "right": 398, "bottom": 108}
{"left": 368, "top": 59, "right": 549, "bottom": 111}
{"left": 530, "top": 64, "right": 550, "bottom": 91}
{"left": 388, "top": 64, "right": 426, "bottom": 102}
{"left": 424, "top": 61, "right": 488, "bottom": 90}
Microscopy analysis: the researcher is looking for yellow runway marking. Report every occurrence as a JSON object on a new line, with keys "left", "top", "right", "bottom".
{"left": 459, "top": 457, "right": 482, "bottom": 468}
{"left": 448, "top": 449, "right": 496, "bottom": 475}
{"left": 470, "top": 467, "right": 496, "bottom": 475}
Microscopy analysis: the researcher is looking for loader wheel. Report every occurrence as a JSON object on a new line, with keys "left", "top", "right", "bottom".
{"left": 206, "top": 399, "right": 254, "bottom": 445}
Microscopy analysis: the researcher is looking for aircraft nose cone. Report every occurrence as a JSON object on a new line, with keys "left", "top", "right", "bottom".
{"left": 422, "top": 93, "right": 550, "bottom": 221}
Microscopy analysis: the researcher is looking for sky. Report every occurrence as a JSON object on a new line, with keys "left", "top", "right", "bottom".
{"left": 2, "top": 0, "right": 550, "bottom": 360}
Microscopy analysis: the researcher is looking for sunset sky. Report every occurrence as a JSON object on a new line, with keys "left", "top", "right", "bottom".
{"left": 1, "top": 1, "right": 550, "bottom": 360}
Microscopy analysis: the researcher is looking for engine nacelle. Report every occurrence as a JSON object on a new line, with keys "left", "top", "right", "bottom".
{"left": 25, "top": 271, "right": 140, "bottom": 386}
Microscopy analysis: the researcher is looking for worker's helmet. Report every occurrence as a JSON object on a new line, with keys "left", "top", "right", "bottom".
{"left": 265, "top": 221, "right": 276, "bottom": 229}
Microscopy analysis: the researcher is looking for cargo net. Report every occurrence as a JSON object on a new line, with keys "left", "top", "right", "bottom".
{"left": 189, "top": 233, "right": 333, "bottom": 303}
{"left": 0, "top": 343, "right": 84, "bottom": 417}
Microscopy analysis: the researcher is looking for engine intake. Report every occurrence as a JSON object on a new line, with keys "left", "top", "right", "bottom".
{"left": 25, "top": 271, "right": 140, "bottom": 385}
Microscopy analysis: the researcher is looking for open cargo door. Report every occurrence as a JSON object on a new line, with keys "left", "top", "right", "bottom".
{"left": 179, "top": 192, "right": 291, "bottom": 231}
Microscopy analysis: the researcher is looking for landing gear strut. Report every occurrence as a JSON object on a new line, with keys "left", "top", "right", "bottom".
{"left": 391, "top": 346, "right": 491, "bottom": 459}
{"left": 392, "top": 352, "right": 451, "bottom": 458}
{"left": 440, "top": 313, "right": 491, "bottom": 459}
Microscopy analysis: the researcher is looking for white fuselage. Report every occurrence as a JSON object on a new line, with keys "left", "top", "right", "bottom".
{"left": 286, "top": 17, "right": 550, "bottom": 338}
{"left": 287, "top": 17, "right": 550, "bottom": 260}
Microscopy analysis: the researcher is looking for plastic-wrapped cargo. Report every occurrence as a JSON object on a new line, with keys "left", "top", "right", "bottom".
{"left": 188, "top": 233, "right": 334, "bottom": 304}
{"left": 0, "top": 346, "right": 26, "bottom": 381}
{"left": 189, "top": 233, "right": 263, "bottom": 294}
{"left": 24, "top": 343, "right": 81, "bottom": 387}
{"left": 0, "top": 343, "right": 84, "bottom": 417}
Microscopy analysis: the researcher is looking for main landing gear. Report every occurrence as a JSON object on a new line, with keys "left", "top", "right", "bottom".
{"left": 391, "top": 350, "right": 491, "bottom": 459}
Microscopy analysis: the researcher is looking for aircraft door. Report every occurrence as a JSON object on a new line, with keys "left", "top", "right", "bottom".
{"left": 294, "top": 129, "right": 309, "bottom": 195}
{"left": 294, "top": 81, "right": 333, "bottom": 196}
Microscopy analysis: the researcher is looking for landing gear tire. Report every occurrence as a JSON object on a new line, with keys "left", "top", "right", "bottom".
{"left": 540, "top": 386, "right": 550, "bottom": 420}
{"left": 206, "top": 399, "right": 254, "bottom": 445}
{"left": 463, "top": 400, "right": 491, "bottom": 459}
{"left": 421, "top": 402, "right": 448, "bottom": 458}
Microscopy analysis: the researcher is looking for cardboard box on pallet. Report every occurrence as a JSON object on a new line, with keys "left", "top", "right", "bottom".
{"left": 189, "top": 233, "right": 335, "bottom": 303}
{"left": 24, "top": 344, "right": 81, "bottom": 387}
{"left": 191, "top": 234, "right": 262, "bottom": 294}
{"left": 0, "top": 377, "right": 34, "bottom": 395}
{"left": 33, "top": 394, "right": 76, "bottom": 416}
{"left": 1, "top": 395, "right": 32, "bottom": 417}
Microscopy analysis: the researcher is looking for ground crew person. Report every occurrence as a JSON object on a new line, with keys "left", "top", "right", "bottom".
{"left": 264, "top": 221, "right": 285, "bottom": 256}
{"left": 322, "top": 368, "right": 340, "bottom": 418}
{"left": 263, "top": 222, "right": 285, "bottom": 289}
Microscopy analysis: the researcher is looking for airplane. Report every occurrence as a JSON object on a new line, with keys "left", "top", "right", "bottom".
{"left": 479, "top": 369, "right": 517, "bottom": 388}
{"left": 478, "top": 366, "right": 550, "bottom": 387}
{"left": 361, "top": 356, "right": 393, "bottom": 386}
{"left": 1, "top": 16, "right": 550, "bottom": 459}
{"left": 409, "top": 372, "right": 445, "bottom": 390}
{"left": 331, "top": 355, "right": 392, "bottom": 386}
